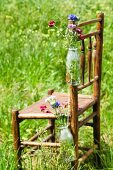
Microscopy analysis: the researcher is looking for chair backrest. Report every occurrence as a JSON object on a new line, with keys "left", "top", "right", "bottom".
{"left": 77, "top": 12, "right": 104, "bottom": 98}
{"left": 69, "top": 13, "right": 104, "bottom": 141}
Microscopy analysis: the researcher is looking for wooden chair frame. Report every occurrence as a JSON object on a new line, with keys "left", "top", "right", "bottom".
{"left": 12, "top": 12, "right": 104, "bottom": 169}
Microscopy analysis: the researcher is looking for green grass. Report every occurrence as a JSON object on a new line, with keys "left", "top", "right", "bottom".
{"left": 0, "top": 0, "right": 113, "bottom": 169}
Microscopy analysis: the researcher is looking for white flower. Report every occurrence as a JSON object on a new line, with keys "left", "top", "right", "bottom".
{"left": 45, "top": 96, "right": 56, "bottom": 103}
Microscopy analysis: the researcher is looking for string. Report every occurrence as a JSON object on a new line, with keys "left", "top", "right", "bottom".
{"left": 67, "top": 86, "right": 70, "bottom": 127}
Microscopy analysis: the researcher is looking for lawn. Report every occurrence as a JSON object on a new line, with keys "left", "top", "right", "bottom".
{"left": 0, "top": 0, "right": 113, "bottom": 169}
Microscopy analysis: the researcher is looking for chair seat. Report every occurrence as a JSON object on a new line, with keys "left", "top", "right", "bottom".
{"left": 18, "top": 92, "right": 97, "bottom": 119}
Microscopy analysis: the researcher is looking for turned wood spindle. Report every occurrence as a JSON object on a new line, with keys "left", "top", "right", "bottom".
{"left": 88, "top": 37, "right": 92, "bottom": 82}
{"left": 80, "top": 40, "right": 85, "bottom": 85}
{"left": 92, "top": 36, "right": 97, "bottom": 77}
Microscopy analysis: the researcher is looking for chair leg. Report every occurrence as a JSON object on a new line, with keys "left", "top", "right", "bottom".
{"left": 49, "top": 119, "right": 55, "bottom": 142}
{"left": 71, "top": 130, "right": 79, "bottom": 170}
{"left": 74, "top": 133, "right": 79, "bottom": 170}
{"left": 12, "top": 110, "right": 21, "bottom": 168}
{"left": 93, "top": 102, "right": 100, "bottom": 165}
{"left": 70, "top": 86, "right": 79, "bottom": 169}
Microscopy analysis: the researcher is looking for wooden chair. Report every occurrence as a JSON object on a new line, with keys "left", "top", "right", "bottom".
{"left": 12, "top": 12, "right": 104, "bottom": 169}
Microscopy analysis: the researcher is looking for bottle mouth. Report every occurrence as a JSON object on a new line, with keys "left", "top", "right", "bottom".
{"left": 59, "top": 126, "right": 68, "bottom": 129}
{"left": 69, "top": 47, "right": 77, "bottom": 51}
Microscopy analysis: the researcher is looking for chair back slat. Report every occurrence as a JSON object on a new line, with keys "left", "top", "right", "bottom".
{"left": 92, "top": 36, "right": 97, "bottom": 77}
{"left": 77, "top": 76, "right": 98, "bottom": 91}
{"left": 82, "top": 31, "right": 100, "bottom": 39}
{"left": 80, "top": 40, "right": 85, "bottom": 85}
{"left": 78, "top": 18, "right": 102, "bottom": 27}
{"left": 88, "top": 37, "right": 92, "bottom": 82}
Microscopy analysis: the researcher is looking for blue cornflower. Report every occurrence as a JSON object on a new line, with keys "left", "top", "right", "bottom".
{"left": 68, "top": 14, "right": 79, "bottom": 21}
{"left": 55, "top": 101, "right": 60, "bottom": 107}
{"left": 52, "top": 101, "right": 60, "bottom": 108}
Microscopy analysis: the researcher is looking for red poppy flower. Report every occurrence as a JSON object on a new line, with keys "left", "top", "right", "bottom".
{"left": 76, "top": 28, "right": 82, "bottom": 34}
{"left": 79, "top": 34, "right": 85, "bottom": 40}
{"left": 40, "top": 105, "right": 47, "bottom": 111}
{"left": 48, "top": 20, "right": 55, "bottom": 27}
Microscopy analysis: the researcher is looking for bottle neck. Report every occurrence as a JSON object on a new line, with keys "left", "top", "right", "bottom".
{"left": 69, "top": 47, "right": 78, "bottom": 51}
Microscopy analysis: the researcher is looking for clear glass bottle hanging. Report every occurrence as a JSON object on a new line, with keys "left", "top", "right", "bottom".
{"left": 66, "top": 47, "right": 80, "bottom": 86}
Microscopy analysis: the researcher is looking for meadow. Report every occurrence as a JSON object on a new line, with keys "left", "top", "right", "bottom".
{"left": 0, "top": 0, "right": 113, "bottom": 169}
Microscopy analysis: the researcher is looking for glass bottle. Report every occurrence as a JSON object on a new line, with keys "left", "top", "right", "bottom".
{"left": 66, "top": 47, "right": 80, "bottom": 86}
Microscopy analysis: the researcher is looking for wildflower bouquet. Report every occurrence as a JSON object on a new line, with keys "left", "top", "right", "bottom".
{"left": 45, "top": 95, "right": 67, "bottom": 121}
{"left": 48, "top": 14, "right": 84, "bottom": 46}
{"left": 44, "top": 94, "right": 73, "bottom": 142}
{"left": 48, "top": 14, "right": 84, "bottom": 86}
{"left": 45, "top": 95, "right": 61, "bottom": 115}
